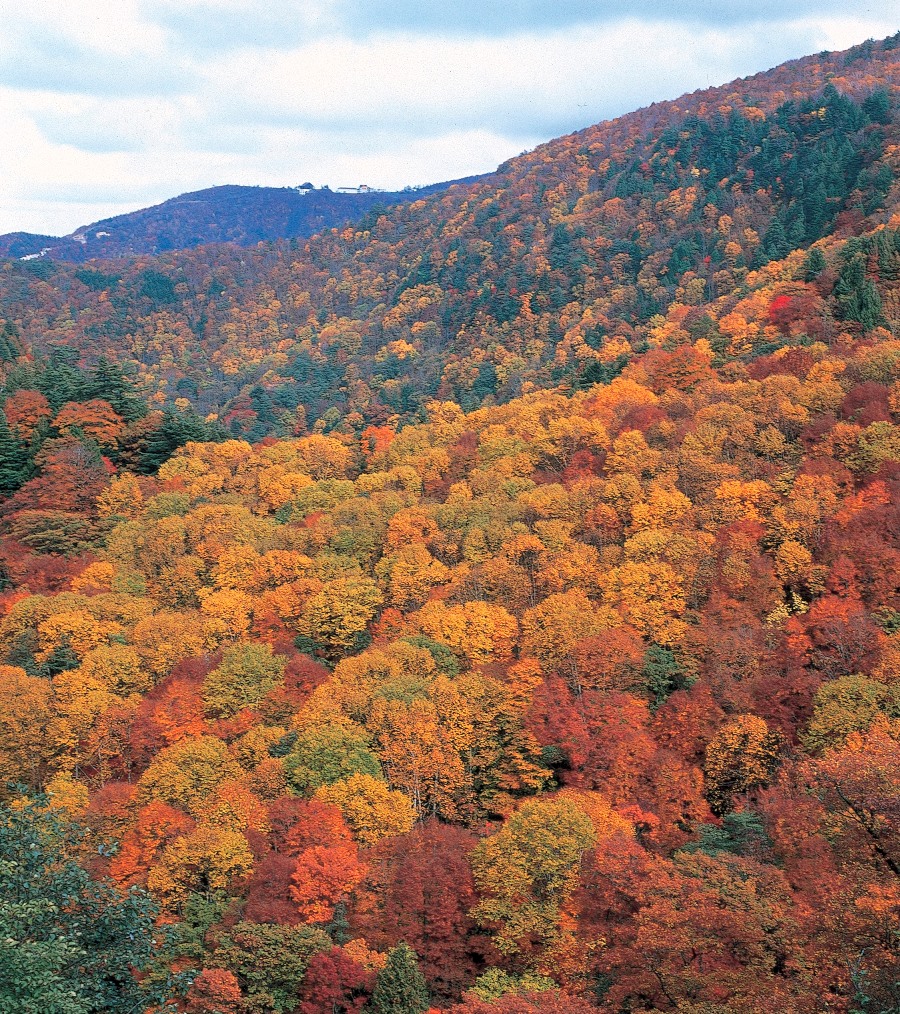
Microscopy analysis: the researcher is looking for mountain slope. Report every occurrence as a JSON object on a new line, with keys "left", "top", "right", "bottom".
{"left": 2, "top": 201, "right": 900, "bottom": 1012}
{"left": 2, "top": 32, "right": 900, "bottom": 1014}
{"left": 0, "top": 35, "right": 898, "bottom": 436}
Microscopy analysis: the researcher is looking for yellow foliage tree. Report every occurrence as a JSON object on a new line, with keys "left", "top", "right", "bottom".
{"left": 470, "top": 796, "right": 599, "bottom": 956}
{"left": 520, "top": 589, "right": 618, "bottom": 679}
{"left": 375, "top": 544, "right": 450, "bottom": 611}
{"left": 414, "top": 600, "right": 518, "bottom": 664}
{"left": 369, "top": 696, "right": 467, "bottom": 819}
{"left": 70, "top": 561, "right": 117, "bottom": 595}
{"left": 704, "top": 715, "right": 781, "bottom": 815}
{"left": 44, "top": 770, "right": 90, "bottom": 816}
{"left": 199, "top": 587, "right": 255, "bottom": 644}
{"left": 138, "top": 736, "right": 243, "bottom": 816}
{"left": 296, "top": 576, "right": 383, "bottom": 653}
{"left": 131, "top": 610, "right": 206, "bottom": 677}
{"left": 315, "top": 773, "right": 415, "bottom": 846}
{"left": 78, "top": 644, "right": 152, "bottom": 695}
{"left": 147, "top": 824, "right": 254, "bottom": 903}
{"left": 96, "top": 472, "right": 144, "bottom": 520}
{"left": 202, "top": 641, "right": 286, "bottom": 718}
{"left": 35, "top": 609, "right": 120, "bottom": 664}
{"left": 197, "top": 780, "right": 271, "bottom": 834}
{"left": 0, "top": 666, "right": 58, "bottom": 790}
{"left": 600, "top": 560, "right": 687, "bottom": 645}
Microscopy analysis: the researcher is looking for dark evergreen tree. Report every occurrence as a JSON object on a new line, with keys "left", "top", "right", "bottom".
{"left": 88, "top": 358, "right": 147, "bottom": 422}
{"left": 682, "top": 811, "right": 773, "bottom": 858}
{"left": 0, "top": 410, "right": 29, "bottom": 496}
{"left": 249, "top": 384, "right": 277, "bottom": 426}
{"left": 138, "top": 408, "right": 218, "bottom": 473}
{"left": 875, "top": 229, "right": 900, "bottom": 281}
{"left": 642, "top": 644, "right": 691, "bottom": 709}
{"left": 369, "top": 943, "right": 429, "bottom": 1014}
{"left": 137, "top": 269, "right": 178, "bottom": 305}
{"left": 29, "top": 350, "right": 90, "bottom": 411}
{"left": 862, "top": 87, "right": 892, "bottom": 125}
{"left": 0, "top": 322, "right": 19, "bottom": 362}
{"left": 801, "top": 246, "right": 827, "bottom": 281}
{"left": 762, "top": 215, "right": 790, "bottom": 262}
{"left": 835, "top": 251, "right": 884, "bottom": 329}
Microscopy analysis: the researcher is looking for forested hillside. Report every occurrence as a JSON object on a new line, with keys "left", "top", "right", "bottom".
{"left": 1, "top": 36, "right": 899, "bottom": 439}
{"left": 1, "top": 32, "right": 900, "bottom": 1014}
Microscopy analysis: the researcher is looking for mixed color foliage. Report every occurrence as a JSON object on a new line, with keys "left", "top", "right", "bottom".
{"left": 1, "top": 32, "right": 900, "bottom": 1014}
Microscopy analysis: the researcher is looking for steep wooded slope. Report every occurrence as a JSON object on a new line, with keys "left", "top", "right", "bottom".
{"left": 2, "top": 218, "right": 900, "bottom": 1010}
{"left": 0, "top": 35, "right": 898, "bottom": 436}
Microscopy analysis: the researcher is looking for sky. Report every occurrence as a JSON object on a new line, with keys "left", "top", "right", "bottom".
{"left": 0, "top": 1, "right": 896, "bottom": 236}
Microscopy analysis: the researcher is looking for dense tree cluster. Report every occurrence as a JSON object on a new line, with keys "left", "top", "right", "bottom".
{"left": 0, "top": 353, "right": 223, "bottom": 562}
{"left": 1, "top": 31, "right": 900, "bottom": 1014}
{"left": 2, "top": 209, "right": 900, "bottom": 1009}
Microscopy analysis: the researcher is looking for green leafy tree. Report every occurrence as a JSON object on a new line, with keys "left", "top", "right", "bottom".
{"left": 284, "top": 722, "right": 382, "bottom": 794}
{"left": 143, "top": 893, "right": 229, "bottom": 1002}
{"left": 209, "top": 921, "right": 330, "bottom": 1014}
{"left": 681, "top": 811, "right": 773, "bottom": 859}
{"left": 642, "top": 644, "right": 692, "bottom": 709}
{"left": 469, "top": 968, "right": 556, "bottom": 1001}
{"left": 203, "top": 641, "right": 287, "bottom": 718}
{"left": 0, "top": 799, "right": 164, "bottom": 1014}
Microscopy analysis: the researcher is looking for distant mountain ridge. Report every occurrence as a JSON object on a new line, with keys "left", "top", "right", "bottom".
{"left": 0, "top": 177, "right": 488, "bottom": 262}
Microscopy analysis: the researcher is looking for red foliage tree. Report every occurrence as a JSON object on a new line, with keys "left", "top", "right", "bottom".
{"left": 297, "top": 947, "right": 374, "bottom": 1014}
{"left": 353, "top": 821, "right": 487, "bottom": 1000}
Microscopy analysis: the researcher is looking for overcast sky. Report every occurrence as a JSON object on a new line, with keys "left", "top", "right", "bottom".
{"left": 0, "top": 1, "right": 895, "bottom": 235}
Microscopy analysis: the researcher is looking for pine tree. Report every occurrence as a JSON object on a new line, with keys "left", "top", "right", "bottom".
{"left": 0, "top": 321, "right": 19, "bottom": 362}
{"left": 801, "top": 246, "right": 827, "bottom": 282}
{"left": 763, "top": 215, "right": 789, "bottom": 261}
{"left": 876, "top": 229, "right": 900, "bottom": 281}
{"left": 835, "top": 252, "right": 884, "bottom": 330}
{"left": 89, "top": 357, "right": 147, "bottom": 422}
{"left": 38, "top": 352, "right": 87, "bottom": 411}
{"left": 862, "top": 87, "right": 892, "bottom": 125}
{"left": 139, "top": 408, "right": 212, "bottom": 473}
{"left": 0, "top": 410, "right": 29, "bottom": 496}
{"left": 369, "top": 943, "right": 429, "bottom": 1014}
{"left": 786, "top": 206, "right": 807, "bottom": 248}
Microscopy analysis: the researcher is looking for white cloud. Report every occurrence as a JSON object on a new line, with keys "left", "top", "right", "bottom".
{"left": 2, "top": 0, "right": 168, "bottom": 57}
{"left": 0, "top": 1, "right": 894, "bottom": 235}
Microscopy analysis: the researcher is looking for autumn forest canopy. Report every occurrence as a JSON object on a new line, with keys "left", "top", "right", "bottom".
{"left": 2, "top": 32, "right": 900, "bottom": 1014}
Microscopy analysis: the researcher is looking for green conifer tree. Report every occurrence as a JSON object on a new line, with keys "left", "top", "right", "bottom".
{"left": 801, "top": 246, "right": 827, "bottom": 281}
{"left": 369, "top": 943, "right": 429, "bottom": 1014}
{"left": 835, "top": 252, "right": 884, "bottom": 330}
{"left": 89, "top": 357, "right": 147, "bottom": 422}
{"left": 0, "top": 410, "right": 29, "bottom": 496}
{"left": 0, "top": 321, "right": 19, "bottom": 362}
{"left": 139, "top": 408, "right": 213, "bottom": 473}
